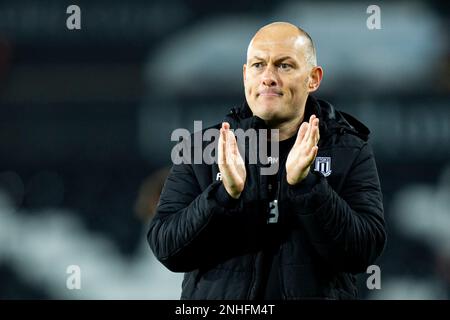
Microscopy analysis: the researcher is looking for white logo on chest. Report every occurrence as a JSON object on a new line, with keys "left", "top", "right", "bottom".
{"left": 314, "top": 157, "right": 332, "bottom": 177}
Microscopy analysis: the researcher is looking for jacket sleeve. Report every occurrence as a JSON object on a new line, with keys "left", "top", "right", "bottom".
{"left": 284, "top": 142, "right": 386, "bottom": 274}
{"left": 147, "top": 162, "right": 241, "bottom": 272}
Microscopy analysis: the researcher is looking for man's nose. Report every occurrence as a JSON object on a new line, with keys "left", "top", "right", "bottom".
{"left": 261, "top": 66, "right": 278, "bottom": 87}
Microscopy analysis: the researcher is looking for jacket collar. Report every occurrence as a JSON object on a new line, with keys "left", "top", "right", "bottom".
{"left": 224, "top": 95, "right": 370, "bottom": 141}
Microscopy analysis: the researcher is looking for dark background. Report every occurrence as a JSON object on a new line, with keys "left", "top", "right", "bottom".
{"left": 0, "top": 0, "right": 449, "bottom": 299}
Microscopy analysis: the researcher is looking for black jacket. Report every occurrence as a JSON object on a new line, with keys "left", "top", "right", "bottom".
{"left": 147, "top": 96, "right": 386, "bottom": 299}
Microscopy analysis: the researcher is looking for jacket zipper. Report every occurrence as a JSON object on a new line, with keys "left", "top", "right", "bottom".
{"left": 277, "top": 159, "right": 286, "bottom": 299}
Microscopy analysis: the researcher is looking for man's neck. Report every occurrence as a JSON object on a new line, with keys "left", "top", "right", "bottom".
{"left": 266, "top": 110, "right": 305, "bottom": 141}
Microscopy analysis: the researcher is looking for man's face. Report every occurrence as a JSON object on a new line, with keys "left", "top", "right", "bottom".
{"left": 243, "top": 29, "right": 314, "bottom": 124}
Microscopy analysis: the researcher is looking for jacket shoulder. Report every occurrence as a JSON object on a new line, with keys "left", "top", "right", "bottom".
{"left": 316, "top": 98, "right": 371, "bottom": 143}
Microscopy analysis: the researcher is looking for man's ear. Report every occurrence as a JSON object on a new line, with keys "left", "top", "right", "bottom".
{"left": 243, "top": 64, "right": 247, "bottom": 82}
{"left": 308, "top": 66, "right": 323, "bottom": 93}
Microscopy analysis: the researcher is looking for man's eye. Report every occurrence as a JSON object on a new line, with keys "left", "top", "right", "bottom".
{"left": 279, "top": 63, "right": 292, "bottom": 70}
{"left": 253, "top": 62, "right": 263, "bottom": 68}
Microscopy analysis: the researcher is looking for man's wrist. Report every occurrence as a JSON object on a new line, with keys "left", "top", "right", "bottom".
{"left": 215, "top": 183, "right": 240, "bottom": 208}
{"left": 286, "top": 171, "right": 309, "bottom": 186}
{"left": 286, "top": 170, "right": 321, "bottom": 195}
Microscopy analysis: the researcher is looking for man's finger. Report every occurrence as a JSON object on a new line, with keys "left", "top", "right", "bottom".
{"left": 225, "top": 126, "right": 235, "bottom": 152}
{"left": 304, "top": 115, "right": 316, "bottom": 142}
{"left": 313, "top": 118, "right": 320, "bottom": 144}
{"left": 218, "top": 127, "right": 226, "bottom": 165}
{"left": 314, "top": 119, "right": 320, "bottom": 145}
{"left": 226, "top": 130, "right": 238, "bottom": 160}
{"left": 228, "top": 131, "right": 240, "bottom": 157}
{"left": 223, "top": 123, "right": 238, "bottom": 165}
{"left": 295, "top": 122, "right": 309, "bottom": 146}
{"left": 309, "top": 145, "right": 318, "bottom": 162}
{"left": 221, "top": 123, "right": 231, "bottom": 165}
{"left": 307, "top": 124, "right": 319, "bottom": 150}
{"left": 306, "top": 118, "right": 320, "bottom": 147}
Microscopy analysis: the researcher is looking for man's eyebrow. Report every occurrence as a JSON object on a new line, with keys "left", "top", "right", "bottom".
{"left": 273, "top": 56, "right": 297, "bottom": 63}
{"left": 249, "top": 55, "right": 298, "bottom": 64}
{"left": 249, "top": 56, "right": 266, "bottom": 62}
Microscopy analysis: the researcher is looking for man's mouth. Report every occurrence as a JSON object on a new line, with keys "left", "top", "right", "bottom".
{"left": 257, "top": 90, "right": 283, "bottom": 97}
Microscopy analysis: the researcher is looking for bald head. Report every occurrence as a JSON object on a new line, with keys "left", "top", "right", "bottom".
{"left": 243, "top": 21, "right": 323, "bottom": 133}
{"left": 247, "top": 22, "right": 317, "bottom": 67}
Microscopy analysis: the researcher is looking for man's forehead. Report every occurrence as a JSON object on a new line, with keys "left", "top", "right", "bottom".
{"left": 250, "top": 35, "right": 307, "bottom": 50}
{"left": 247, "top": 36, "right": 307, "bottom": 60}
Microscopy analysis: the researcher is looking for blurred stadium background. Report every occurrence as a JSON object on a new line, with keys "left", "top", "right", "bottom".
{"left": 0, "top": 0, "right": 449, "bottom": 299}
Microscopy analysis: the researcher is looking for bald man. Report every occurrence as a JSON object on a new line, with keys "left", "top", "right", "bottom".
{"left": 148, "top": 22, "right": 386, "bottom": 300}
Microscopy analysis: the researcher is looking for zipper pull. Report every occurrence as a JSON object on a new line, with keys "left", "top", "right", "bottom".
{"left": 267, "top": 181, "right": 281, "bottom": 224}
{"left": 267, "top": 199, "right": 279, "bottom": 224}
